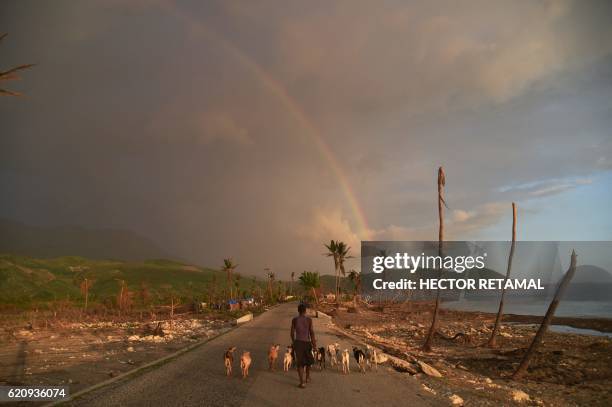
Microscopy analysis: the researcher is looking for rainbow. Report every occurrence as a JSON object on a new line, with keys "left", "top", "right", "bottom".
{"left": 165, "top": 4, "right": 372, "bottom": 241}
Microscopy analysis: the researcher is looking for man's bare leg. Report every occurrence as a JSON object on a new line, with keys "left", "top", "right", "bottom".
{"left": 305, "top": 365, "right": 311, "bottom": 383}
{"left": 297, "top": 365, "right": 305, "bottom": 388}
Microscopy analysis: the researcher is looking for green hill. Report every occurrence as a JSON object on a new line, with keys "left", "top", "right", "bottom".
{"left": 0, "top": 254, "right": 268, "bottom": 309}
{"left": 318, "top": 274, "right": 355, "bottom": 294}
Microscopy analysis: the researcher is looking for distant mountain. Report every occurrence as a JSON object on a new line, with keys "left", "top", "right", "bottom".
{"left": 572, "top": 265, "right": 612, "bottom": 283}
{"left": 0, "top": 219, "right": 172, "bottom": 261}
{"left": 556, "top": 265, "right": 612, "bottom": 302}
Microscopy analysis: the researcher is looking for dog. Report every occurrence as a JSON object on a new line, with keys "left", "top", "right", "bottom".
{"left": 240, "top": 351, "right": 252, "bottom": 379}
{"left": 268, "top": 344, "right": 280, "bottom": 370}
{"left": 283, "top": 346, "right": 293, "bottom": 371}
{"left": 365, "top": 344, "right": 378, "bottom": 371}
{"left": 224, "top": 346, "right": 237, "bottom": 377}
{"left": 316, "top": 346, "right": 326, "bottom": 370}
{"left": 327, "top": 343, "right": 339, "bottom": 368}
{"left": 335, "top": 347, "right": 343, "bottom": 371}
{"left": 341, "top": 349, "right": 350, "bottom": 374}
{"left": 353, "top": 347, "right": 366, "bottom": 373}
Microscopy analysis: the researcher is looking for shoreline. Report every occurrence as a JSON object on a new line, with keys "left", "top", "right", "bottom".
{"left": 435, "top": 304, "right": 612, "bottom": 333}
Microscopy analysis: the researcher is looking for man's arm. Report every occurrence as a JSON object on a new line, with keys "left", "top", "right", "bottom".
{"left": 309, "top": 318, "right": 316, "bottom": 348}
{"left": 290, "top": 318, "right": 295, "bottom": 343}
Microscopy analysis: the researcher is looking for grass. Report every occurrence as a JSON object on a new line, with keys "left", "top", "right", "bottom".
{"left": 0, "top": 254, "right": 271, "bottom": 310}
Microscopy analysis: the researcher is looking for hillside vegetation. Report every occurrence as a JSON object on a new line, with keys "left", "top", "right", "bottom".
{"left": 0, "top": 254, "right": 270, "bottom": 310}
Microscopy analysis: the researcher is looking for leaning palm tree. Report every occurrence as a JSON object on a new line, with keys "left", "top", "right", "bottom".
{"left": 221, "top": 258, "right": 238, "bottom": 300}
{"left": 1, "top": 33, "right": 34, "bottom": 96}
{"left": 299, "top": 271, "right": 320, "bottom": 306}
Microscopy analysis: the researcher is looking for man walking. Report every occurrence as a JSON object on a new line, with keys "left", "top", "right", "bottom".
{"left": 290, "top": 303, "right": 316, "bottom": 388}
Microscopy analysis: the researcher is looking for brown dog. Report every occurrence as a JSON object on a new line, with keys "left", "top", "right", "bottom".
{"left": 240, "top": 351, "right": 252, "bottom": 379}
{"left": 224, "top": 346, "right": 237, "bottom": 377}
{"left": 268, "top": 344, "right": 280, "bottom": 370}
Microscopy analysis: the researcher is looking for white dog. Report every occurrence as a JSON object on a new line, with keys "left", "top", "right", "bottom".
{"left": 327, "top": 343, "right": 339, "bottom": 368}
{"left": 283, "top": 346, "right": 293, "bottom": 372}
{"left": 335, "top": 347, "right": 343, "bottom": 371}
{"left": 341, "top": 349, "right": 350, "bottom": 374}
{"left": 365, "top": 344, "right": 378, "bottom": 371}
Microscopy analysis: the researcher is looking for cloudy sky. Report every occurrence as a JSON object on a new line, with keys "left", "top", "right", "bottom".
{"left": 1, "top": 0, "right": 611, "bottom": 277}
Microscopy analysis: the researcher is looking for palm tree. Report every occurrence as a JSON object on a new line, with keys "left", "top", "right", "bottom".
{"left": 324, "top": 240, "right": 340, "bottom": 299}
{"left": 1, "top": 33, "right": 34, "bottom": 96}
{"left": 290, "top": 271, "right": 295, "bottom": 295}
{"left": 299, "top": 271, "right": 320, "bottom": 306}
{"left": 324, "top": 240, "right": 352, "bottom": 301}
{"left": 266, "top": 270, "right": 275, "bottom": 302}
{"left": 348, "top": 269, "right": 361, "bottom": 309}
{"left": 221, "top": 258, "right": 238, "bottom": 300}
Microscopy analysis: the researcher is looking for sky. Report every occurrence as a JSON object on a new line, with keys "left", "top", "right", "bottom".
{"left": 1, "top": 0, "right": 611, "bottom": 278}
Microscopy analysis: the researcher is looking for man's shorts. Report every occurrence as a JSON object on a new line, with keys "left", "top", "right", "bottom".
{"left": 293, "top": 340, "right": 314, "bottom": 367}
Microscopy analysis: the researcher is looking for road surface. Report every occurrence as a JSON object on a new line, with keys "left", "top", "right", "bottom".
{"left": 68, "top": 303, "right": 440, "bottom": 406}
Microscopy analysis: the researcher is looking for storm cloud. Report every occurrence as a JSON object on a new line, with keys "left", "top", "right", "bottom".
{"left": 1, "top": 0, "right": 611, "bottom": 276}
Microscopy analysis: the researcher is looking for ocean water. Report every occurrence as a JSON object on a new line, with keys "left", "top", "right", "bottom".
{"left": 508, "top": 323, "right": 612, "bottom": 337}
{"left": 443, "top": 299, "right": 612, "bottom": 319}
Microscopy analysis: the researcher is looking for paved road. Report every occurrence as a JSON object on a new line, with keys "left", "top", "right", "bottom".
{"left": 69, "top": 303, "right": 440, "bottom": 407}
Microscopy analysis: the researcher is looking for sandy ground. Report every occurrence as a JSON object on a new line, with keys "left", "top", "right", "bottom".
{"left": 0, "top": 313, "right": 233, "bottom": 398}
{"left": 323, "top": 301, "right": 612, "bottom": 406}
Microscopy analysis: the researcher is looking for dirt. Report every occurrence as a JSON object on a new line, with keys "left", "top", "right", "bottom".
{"left": 0, "top": 313, "right": 234, "bottom": 398}
{"left": 323, "top": 301, "right": 612, "bottom": 406}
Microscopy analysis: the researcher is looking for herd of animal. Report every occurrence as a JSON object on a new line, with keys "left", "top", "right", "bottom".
{"left": 224, "top": 343, "right": 379, "bottom": 379}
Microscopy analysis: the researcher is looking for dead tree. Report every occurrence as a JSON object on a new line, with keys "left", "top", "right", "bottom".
{"left": 488, "top": 202, "right": 517, "bottom": 347}
{"left": 170, "top": 296, "right": 176, "bottom": 329}
{"left": 1, "top": 33, "right": 34, "bottom": 96}
{"left": 422, "top": 166, "right": 446, "bottom": 351}
{"left": 512, "top": 250, "right": 578, "bottom": 380}
{"left": 80, "top": 278, "right": 90, "bottom": 310}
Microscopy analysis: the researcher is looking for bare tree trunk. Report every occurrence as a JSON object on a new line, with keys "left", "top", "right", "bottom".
{"left": 170, "top": 296, "right": 174, "bottom": 329}
{"left": 488, "top": 202, "right": 517, "bottom": 347}
{"left": 118, "top": 281, "right": 124, "bottom": 317}
{"left": 423, "top": 166, "right": 445, "bottom": 352}
{"left": 312, "top": 287, "right": 319, "bottom": 308}
{"left": 334, "top": 258, "right": 340, "bottom": 303}
{"left": 84, "top": 278, "right": 89, "bottom": 310}
{"left": 512, "top": 250, "right": 578, "bottom": 380}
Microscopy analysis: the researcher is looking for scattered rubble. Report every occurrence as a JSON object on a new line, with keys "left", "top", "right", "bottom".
{"left": 0, "top": 314, "right": 233, "bottom": 394}
{"left": 322, "top": 300, "right": 612, "bottom": 406}
{"left": 511, "top": 389, "right": 530, "bottom": 403}
{"left": 449, "top": 394, "right": 464, "bottom": 406}
{"left": 390, "top": 356, "right": 418, "bottom": 374}
{"left": 417, "top": 360, "right": 442, "bottom": 377}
